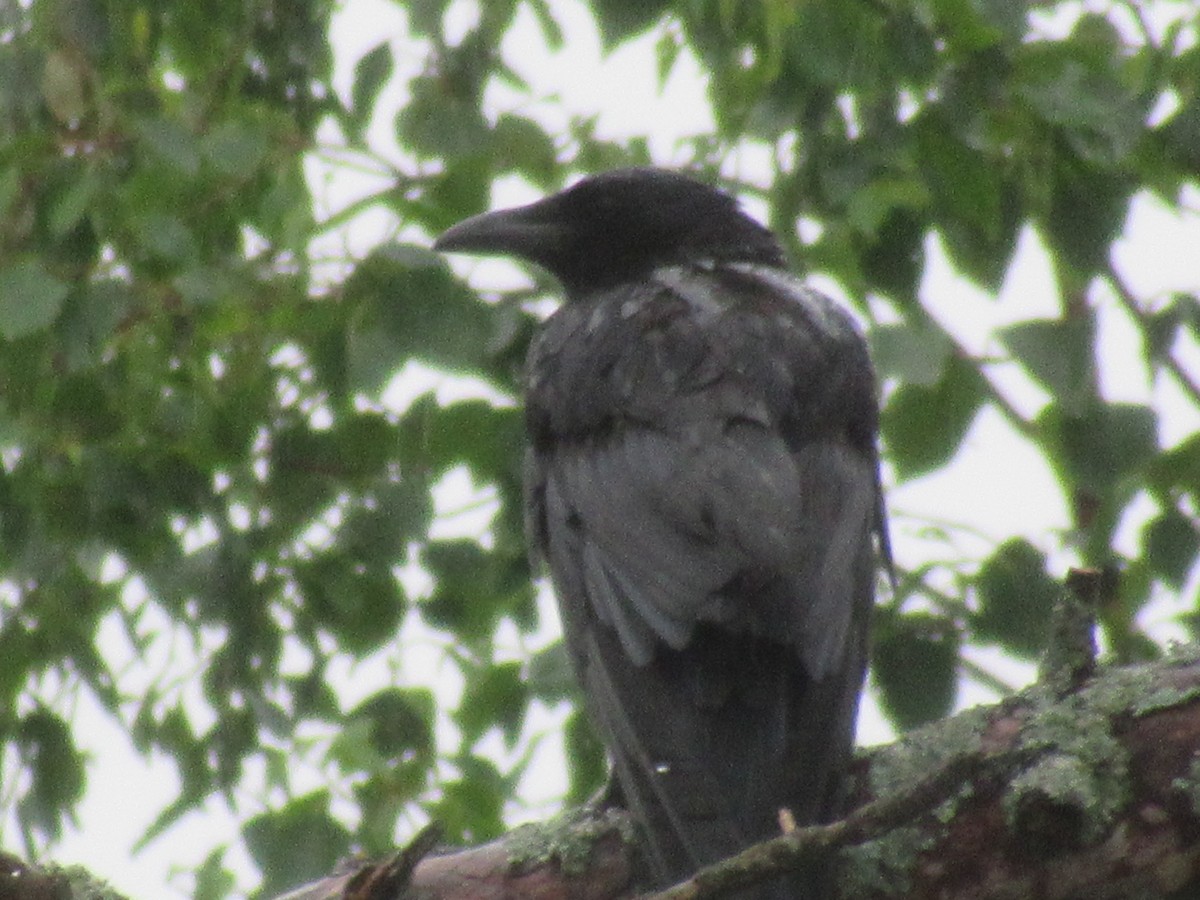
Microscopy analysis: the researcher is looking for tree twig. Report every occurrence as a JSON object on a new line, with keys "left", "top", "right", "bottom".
{"left": 1106, "top": 264, "right": 1200, "bottom": 406}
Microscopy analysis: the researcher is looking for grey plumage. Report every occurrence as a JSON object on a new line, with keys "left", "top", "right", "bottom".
{"left": 435, "top": 168, "right": 888, "bottom": 898}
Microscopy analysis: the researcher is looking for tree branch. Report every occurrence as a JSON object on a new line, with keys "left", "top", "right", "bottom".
{"left": 262, "top": 643, "right": 1200, "bottom": 900}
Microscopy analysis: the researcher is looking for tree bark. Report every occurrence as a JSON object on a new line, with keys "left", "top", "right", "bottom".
{"left": 6, "top": 652, "right": 1200, "bottom": 900}
{"left": 265, "top": 645, "right": 1200, "bottom": 900}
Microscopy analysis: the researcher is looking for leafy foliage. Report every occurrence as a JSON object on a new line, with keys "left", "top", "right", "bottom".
{"left": 0, "top": 0, "right": 1197, "bottom": 895}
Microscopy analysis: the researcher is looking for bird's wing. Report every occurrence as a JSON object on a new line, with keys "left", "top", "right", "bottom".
{"left": 531, "top": 431, "right": 876, "bottom": 892}
{"left": 542, "top": 423, "right": 876, "bottom": 675}
{"left": 527, "top": 264, "right": 880, "bottom": 677}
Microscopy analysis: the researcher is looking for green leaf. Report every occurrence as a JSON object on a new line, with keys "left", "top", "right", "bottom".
{"left": 0, "top": 166, "right": 21, "bottom": 219}
{"left": 296, "top": 555, "right": 406, "bottom": 655}
{"left": 266, "top": 445, "right": 341, "bottom": 530}
{"left": 493, "top": 114, "right": 558, "bottom": 188}
{"left": 395, "top": 75, "right": 489, "bottom": 160}
{"left": 857, "top": 206, "right": 925, "bottom": 300}
{"left": 348, "top": 43, "right": 393, "bottom": 143}
{"left": 201, "top": 119, "right": 267, "bottom": 177}
{"left": 329, "top": 719, "right": 388, "bottom": 775}
{"left": 457, "top": 661, "right": 528, "bottom": 747}
{"left": 244, "top": 792, "right": 353, "bottom": 897}
{"left": 137, "top": 795, "right": 208, "bottom": 854}
{"left": 431, "top": 755, "right": 506, "bottom": 842}
{"left": 396, "top": 396, "right": 523, "bottom": 482}
{"left": 209, "top": 708, "right": 257, "bottom": 788}
{"left": 1015, "top": 32, "right": 1142, "bottom": 167}
{"left": 1042, "top": 148, "right": 1133, "bottom": 278}
{"left": 655, "top": 24, "right": 683, "bottom": 87}
{"left": 564, "top": 709, "right": 606, "bottom": 805}
{"left": 1148, "top": 434, "right": 1200, "bottom": 499}
{"left": 972, "top": 539, "right": 1059, "bottom": 659}
{"left": 872, "top": 611, "right": 960, "bottom": 731}
{"left": 41, "top": 49, "right": 87, "bottom": 123}
{"left": 881, "top": 354, "right": 986, "bottom": 480}
{"left": 340, "top": 480, "right": 433, "bottom": 563}
{"left": 588, "top": 0, "right": 672, "bottom": 48}
{"left": 133, "top": 115, "right": 201, "bottom": 175}
{"left": 255, "top": 162, "right": 316, "bottom": 249}
{"left": 1000, "top": 316, "right": 1095, "bottom": 412}
{"left": 914, "top": 112, "right": 1017, "bottom": 290}
{"left": 1144, "top": 298, "right": 1186, "bottom": 365}
{"left": 287, "top": 672, "right": 342, "bottom": 722}
{"left": 58, "top": 279, "right": 132, "bottom": 370}
{"left": 423, "top": 540, "right": 534, "bottom": 640}
{"left": 193, "top": 847, "right": 236, "bottom": 900}
{"left": 48, "top": 170, "right": 101, "bottom": 237}
{"left": 1162, "top": 94, "right": 1200, "bottom": 174}
{"left": 172, "top": 264, "right": 245, "bottom": 307}
{"left": 271, "top": 412, "right": 393, "bottom": 483}
{"left": 1037, "top": 402, "right": 1158, "bottom": 491}
{"left": 52, "top": 373, "right": 122, "bottom": 441}
{"left": 526, "top": 640, "right": 578, "bottom": 704}
{"left": 16, "top": 709, "right": 85, "bottom": 840}
{"left": 0, "top": 261, "right": 69, "bottom": 339}
{"left": 135, "top": 212, "right": 197, "bottom": 265}
{"left": 416, "top": 157, "right": 495, "bottom": 231}
{"left": 347, "top": 688, "right": 436, "bottom": 765}
{"left": 353, "top": 770, "right": 411, "bottom": 853}
{"left": 0, "top": 624, "right": 33, "bottom": 713}
{"left": 870, "top": 320, "right": 955, "bottom": 387}
{"left": 847, "top": 177, "right": 929, "bottom": 238}
{"left": 345, "top": 243, "right": 495, "bottom": 392}
{"left": 1143, "top": 509, "right": 1199, "bottom": 590}
{"left": 933, "top": 0, "right": 1018, "bottom": 51}
{"left": 526, "top": 0, "right": 565, "bottom": 50}
{"left": 407, "top": 0, "right": 448, "bottom": 37}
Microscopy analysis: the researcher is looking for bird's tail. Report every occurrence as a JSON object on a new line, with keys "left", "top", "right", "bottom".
{"left": 581, "top": 624, "right": 866, "bottom": 899}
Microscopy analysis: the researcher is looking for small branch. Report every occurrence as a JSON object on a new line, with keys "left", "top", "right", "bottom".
{"left": 961, "top": 656, "right": 1022, "bottom": 697}
{"left": 1038, "top": 567, "right": 1102, "bottom": 692}
{"left": 1106, "top": 265, "right": 1200, "bottom": 406}
{"left": 641, "top": 752, "right": 1000, "bottom": 900}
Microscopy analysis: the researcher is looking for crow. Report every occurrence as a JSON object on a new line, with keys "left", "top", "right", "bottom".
{"left": 435, "top": 167, "right": 888, "bottom": 898}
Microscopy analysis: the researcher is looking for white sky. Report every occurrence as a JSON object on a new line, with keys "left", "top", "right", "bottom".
{"left": 15, "top": 0, "right": 1200, "bottom": 897}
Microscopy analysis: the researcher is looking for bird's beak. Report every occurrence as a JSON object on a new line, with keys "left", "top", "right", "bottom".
{"left": 433, "top": 199, "right": 566, "bottom": 263}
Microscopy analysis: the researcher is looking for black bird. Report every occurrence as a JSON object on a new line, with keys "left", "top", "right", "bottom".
{"left": 435, "top": 168, "right": 887, "bottom": 898}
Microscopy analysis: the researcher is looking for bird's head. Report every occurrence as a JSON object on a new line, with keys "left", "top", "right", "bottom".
{"left": 433, "top": 167, "right": 785, "bottom": 295}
